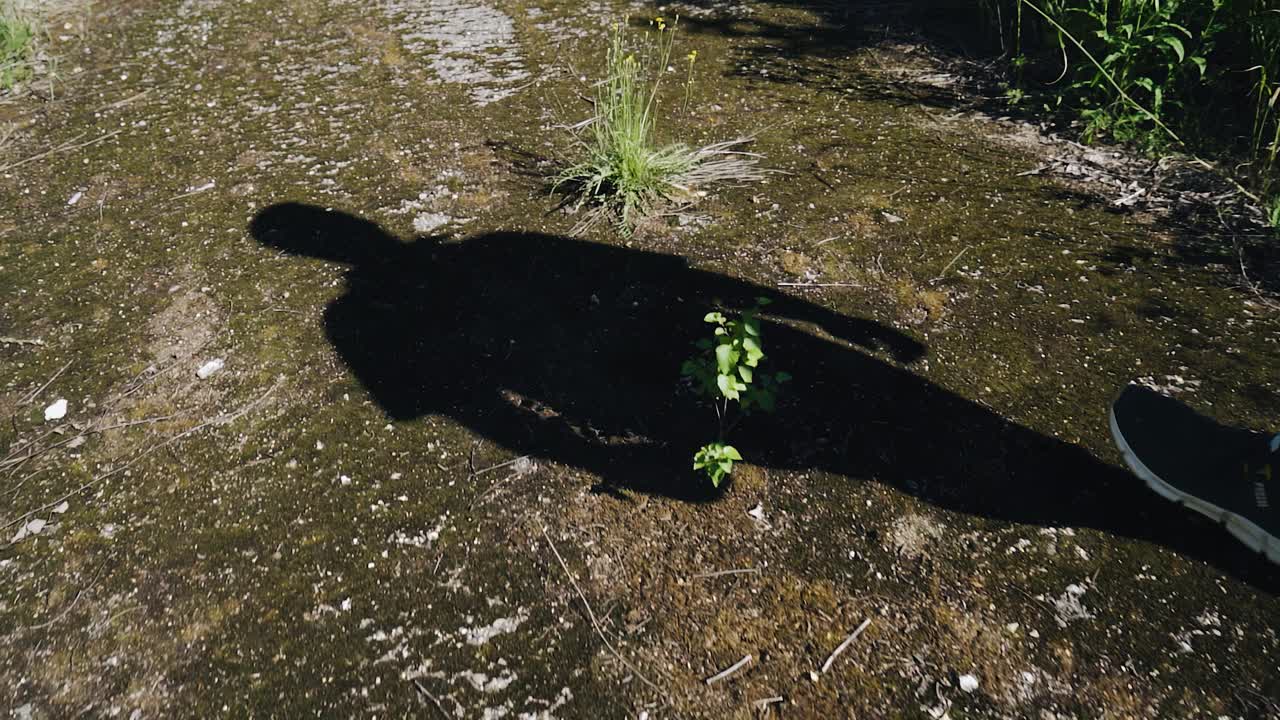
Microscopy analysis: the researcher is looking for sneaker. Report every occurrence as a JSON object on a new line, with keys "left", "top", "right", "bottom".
{"left": 1109, "top": 383, "right": 1279, "bottom": 565}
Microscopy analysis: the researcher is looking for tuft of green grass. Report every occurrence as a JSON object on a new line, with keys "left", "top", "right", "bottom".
{"left": 555, "top": 18, "right": 764, "bottom": 234}
{"left": 1266, "top": 195, "right": 1280, "bottom": 232}
{"left": 0, "top": 3, "right": 37, "bottom": 92}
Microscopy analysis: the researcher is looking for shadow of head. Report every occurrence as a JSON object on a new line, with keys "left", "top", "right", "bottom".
{"left": 250, "top": 201, "right": 421, "bottom": 267}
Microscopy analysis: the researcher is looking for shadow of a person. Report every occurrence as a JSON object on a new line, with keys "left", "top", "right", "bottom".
{"left": 251, "top": 202, "right": 1278, "bottom": 589}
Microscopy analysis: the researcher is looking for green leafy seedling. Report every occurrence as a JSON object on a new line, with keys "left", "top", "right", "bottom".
{"left": 682, "top": 298, "right": 789, "bottom": 487}
{"left": 693, "top": 442, "right": 741, "bottom": 488}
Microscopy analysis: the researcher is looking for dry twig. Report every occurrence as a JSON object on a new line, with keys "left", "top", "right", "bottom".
{"left": 705, "top": 654, "right": 752, "bottom": 685}
{"left": 777, "top": 282, "right": 863, "bottom": 288}
{"left": 21, "top": 360, "right": 72, "bottom": 405}
{"left": 931, "top": 246, "right": 970, "bottom": 284}
{"left": 691, "top": 568, "right": 760, "bottom": 580}
{"left": 2, "top": 380, "right": 281, "bottom": 531}
{"left": 541, "top": 525, "right": 666, "bottom": 700}
{"left": 820, "top": 617, "right": 872, "bottom": 674}
{"left": 0, "top": 130, "right": 122, "bottom": 174}
{"left": 411, "top": 679, "right": 453, "bottom": 719}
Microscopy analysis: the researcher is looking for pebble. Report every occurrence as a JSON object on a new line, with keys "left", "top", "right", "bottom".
{"left": 44, "top": 398, "right": 68, "bottom": 421}
{"left": 196, "top": 358, "right": 224, "bottom": 379}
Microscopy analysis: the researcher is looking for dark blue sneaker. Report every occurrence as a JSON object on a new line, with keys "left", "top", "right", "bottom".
{"left": 1110, "top": 383, "right": 1279, "bottom": 564}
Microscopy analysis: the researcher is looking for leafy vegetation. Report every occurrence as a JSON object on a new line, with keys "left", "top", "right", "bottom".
{"left": 555, "top": 17, "right": 765, "bottom": 234}
{"left": 692, "top": 442, "right": 741, "bottom": 488}
{"left": 682, "top": 299, "right": 789, "bottom": 487}
{"left": 0, "top": 2, "right": 37, "bottom": 91}
{"left": 981, "top": 0, "right": 1280, "bottom": 223}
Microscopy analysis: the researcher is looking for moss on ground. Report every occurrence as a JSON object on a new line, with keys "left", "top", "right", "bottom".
{"left": 0, "top": 0, "right": 1277, "bottom": 717}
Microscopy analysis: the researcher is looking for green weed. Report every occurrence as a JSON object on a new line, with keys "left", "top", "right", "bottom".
{"left": 1266, "top": 195, "right": 1280, "bottom": 231}
{"left": 984, "top": 0, "right": 1280, "bottom": 214}
{"left": 682, "top": 299, "right": 789, "bottom": 488}
{"left": 555, "top": 18, "right": 764, "bottom": 234}
{"left": 0, "top": 3, "right": 37, "bottom": 92}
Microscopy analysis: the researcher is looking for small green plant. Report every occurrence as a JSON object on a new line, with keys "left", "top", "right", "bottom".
{"left": 0, "top": 3, "right": 36, "bottom": 92}
{"left": 682, "top": 298, "right": 790, "bottom": 487}
{"left": 692, "top": 443, "right": 741, "bottom": 488}
{"left": 555, "top": 17, "right": 764, "bottom": 234}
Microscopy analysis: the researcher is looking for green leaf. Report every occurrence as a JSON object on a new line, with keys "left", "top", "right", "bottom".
{"left": 716, "top": 373, "right": 738, "bottom": 399}
{"left": 1161, "top": 36, "right": 1185, "bottom": 62}
{"left": 715, "top": 344, "right": 734, "bottom": 374}
{"left": 1190, "top": 56, "right": 1206, "bottom": 77}
{"left": 738, "top": 365, "right": 753, "bottom": 384}
{"left": 743, "top": 319, "right": 760, "bottom": 336}
{"left": 722, "top": 445, "right": 742, "bottom": 461}
{"left": 775, "top": 371, "right": 792, "bottom": 382}
{"left": 704, "top": 312, "right": 724, "bottom": 324}
{"left": 755, "top": 392, "right": 775, "bottom": 413}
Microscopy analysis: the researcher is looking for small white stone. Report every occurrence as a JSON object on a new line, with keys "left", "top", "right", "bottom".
{"left": 196, "top": 358, "right": 224, "bottom": 379}
{"left": 413, "top": 212, "right": 451, "bottom": 234}
{"left": 44, "top": 399, "right": 68, "bottom": 421}
{"left": 959, "top": 674, "right": 979, "bottom": 693}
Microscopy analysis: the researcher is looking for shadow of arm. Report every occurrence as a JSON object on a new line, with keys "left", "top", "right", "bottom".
{"left": 688, "top": 268, "right": 926, "bottom": 364}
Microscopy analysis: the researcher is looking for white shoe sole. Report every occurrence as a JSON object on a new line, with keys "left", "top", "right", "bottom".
{"left": 1109, "top": 408, "right": 1279, "bottom": 565}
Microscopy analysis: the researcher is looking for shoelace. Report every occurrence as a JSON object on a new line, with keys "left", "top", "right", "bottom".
{"left": 1256, "top": 435, "right": 1278, "bottom": 510}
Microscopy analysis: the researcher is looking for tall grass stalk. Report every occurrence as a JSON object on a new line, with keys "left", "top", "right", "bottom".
{"left": 555, "top": 19, "right": 764, "bottom": 234}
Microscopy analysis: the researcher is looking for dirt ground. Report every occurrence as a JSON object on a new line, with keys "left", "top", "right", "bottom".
{"left": 1, "top": 0, "right": 1278, "bottom": 718}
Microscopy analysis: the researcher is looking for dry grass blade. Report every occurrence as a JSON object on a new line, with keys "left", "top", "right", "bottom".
{"left": 540, "top": 525, "right": 668, "bottom": 701}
